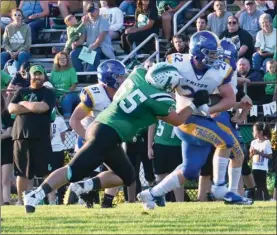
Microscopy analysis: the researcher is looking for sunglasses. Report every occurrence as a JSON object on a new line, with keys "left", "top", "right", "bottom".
{"left": 228, "top": 21, "right": 237, "bottom": 25}
{"left": 13, "top": 13, "right": 22, "bottom": 17}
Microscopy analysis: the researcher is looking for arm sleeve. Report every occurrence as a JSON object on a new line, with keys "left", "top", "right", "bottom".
{"left": 3, "top": 26, "right": 12, "bottom": 52}
{"left": 10, "top": 88, "right": 22, "bottom": 104}
{"left": 65, "top": 28, "right": 72, "bottom": 51}
{"left": 43, "top": 88, "right": 56, "bottom": 110}
{"left": 264, "top": 140, "right": 273, "bottom": 154}
{"left": 150, "top": 95, "right": 176, "bottom": 116}
{"left": 109, "top": 9, "right": 124, "bottom": 31}
{"left": 100, "top": 18, "right": 110, "bottom": 33}
{"left": 79, "top": 87, "right": 95, "bottom": 110}
{"left": 19, "top": 25, "right": 31, "bottom": 52}
{"left": 70, "top": 68, "right": 78, "bottom": 85}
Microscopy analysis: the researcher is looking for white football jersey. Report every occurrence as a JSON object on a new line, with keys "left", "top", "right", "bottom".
{"left": 167, "top": 53, "right": 234, "bottom": 114}
{"left": 79, "top": 84, "right": 112, "bottom": 128}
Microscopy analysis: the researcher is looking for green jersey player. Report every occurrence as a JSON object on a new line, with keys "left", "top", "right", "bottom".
{"left": 23, "top": 62, "right": 209, "bottom": 213}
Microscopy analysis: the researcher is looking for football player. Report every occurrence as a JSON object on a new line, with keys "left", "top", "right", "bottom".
{"left": 64, "top": 59, "right": 126, "bottom": 208}
{"left": 138, "top": 31, "right": 252, "bottom": 209}
{"left": 23, "top": 62, "right": 210, "bottom": 213}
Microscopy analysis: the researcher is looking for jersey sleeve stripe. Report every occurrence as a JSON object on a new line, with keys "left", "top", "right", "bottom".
{"left": 150, "top": 93, "right": 172, "bottom": 99}
{"left": 84, "top": 87, "right": 95, "bottom": 109}
{"left": 155, "top": 97, "right": 174, "bottom": 102}
{"left": 221, "top": 67, "right": 233, "bottom": 84}
{"left": 80, "top": 102, "right": 92, "bottom": 113}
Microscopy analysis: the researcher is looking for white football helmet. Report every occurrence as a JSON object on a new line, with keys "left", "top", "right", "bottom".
{"left": 145, "top": 62, "right": 181, "bottom": 92}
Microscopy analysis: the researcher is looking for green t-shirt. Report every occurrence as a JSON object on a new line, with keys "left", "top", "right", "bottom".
{"left": 264, "top": 72, "right": 276, "bottom": 95}
{"left": 65, "top": 21, "right": 85, "bottom": 52}
{"left": 156, "top": 0, "right": 179, "bottom": 15}
{"left": 273, "top": 15, "right": 277, "bottom": 29}
{"left": 50, "top": 67, "right": 78, "bottom": 96}
{"left": 96, "top": 67, "right": 175, "bottom": 142}
{"left": 1, "top": 70, "right": 11, "bottom": 89}
{"left": 154, "top": 120, "right": 181, "bottom": 146}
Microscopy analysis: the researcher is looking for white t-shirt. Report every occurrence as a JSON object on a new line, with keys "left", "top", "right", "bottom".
{"left": 255, "top": 28, "right": 277, "bottom": 54}
{"left": 99, "top": 7, "right": 124, "bottom": 31}
{"left": 51, "top": 116, "right": 68, "bottom": 152}
{"left": 250, "top": 139, "right": 272, "bottom": 172}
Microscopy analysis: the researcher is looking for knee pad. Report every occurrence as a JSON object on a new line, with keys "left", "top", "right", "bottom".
{"left": 182, "top": 166, "right": 199, "bottom": 181}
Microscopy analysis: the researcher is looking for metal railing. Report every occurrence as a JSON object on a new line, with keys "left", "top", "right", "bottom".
{"left": 121, "top": 33, "right": 160, "bottom": 64}
{"left": 177, "top": 1, "right": 215, "bottom": 35}
{"left": 173, "top": 1, "right": 193, "bottom": 35}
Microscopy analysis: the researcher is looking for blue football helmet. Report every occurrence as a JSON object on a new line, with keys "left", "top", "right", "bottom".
{"left": 219, "top": 39, "right": 238, "bottom": 61}
{"left": 189, "top": 31, "right": 219, "bottom": 67}
{"left": 218, "top": 39, "right": 238, "bottom": 70}
{"left": 97, "top": 59, "right": 126, "bottom": 89}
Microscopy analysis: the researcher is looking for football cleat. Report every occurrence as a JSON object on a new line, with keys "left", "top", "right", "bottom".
{"left": 154, "top": 195, "right": 166, "bottom": 207}
{"left": 23, "top": 190, "right": 41, "bottom": 213}
{"left": 137, "top": 189, "right": 156, "bottom": 210}
{"left": 223, "top": 192, "right": 254, "bottom": 205}
{"left": 63, "top": 181, "right": 92, "bottom": 205}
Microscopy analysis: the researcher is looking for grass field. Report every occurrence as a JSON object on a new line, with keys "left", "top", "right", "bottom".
{"left": 1, "top": 202, "right": 276, "bottom": 234}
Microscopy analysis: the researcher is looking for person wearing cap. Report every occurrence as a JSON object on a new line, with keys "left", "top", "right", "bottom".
{"left": 8, "top": 64, "right": 56, "bottom": 205}
{"left": 239, "top": 0, "right": 264, "bottom": 40}
{"left": 70, "top": 2, "right": 115, "bottom": 72}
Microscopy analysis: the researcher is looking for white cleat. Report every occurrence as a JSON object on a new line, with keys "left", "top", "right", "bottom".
{"left": 23, "top": 190, "right": 41, "bottom": 213}
{"left": 63, "top": 181, "right": 92, "bottom": 205}
{"left": 137, "top": 189, "right": 156, "bottom": 210}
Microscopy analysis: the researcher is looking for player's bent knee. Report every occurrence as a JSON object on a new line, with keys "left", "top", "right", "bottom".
{"left": 182, "top": 168, "right": 199, "bottom": 181}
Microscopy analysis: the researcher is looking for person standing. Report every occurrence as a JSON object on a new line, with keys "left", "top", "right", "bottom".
{"left": 8, "top": 65, "right": 56, "bottom": 205}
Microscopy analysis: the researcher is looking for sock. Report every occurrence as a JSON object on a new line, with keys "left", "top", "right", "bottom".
{"left": 213, "top": 156, "right": 229, "bottom": 185}
{"left": 150, "top": 171, "right": 181, "bottom": 197}
{"left": 90, "top": 177, "right": 101, "bottom": 191}
{"left": 33, "top": 183, "right": 52, "bottom": 201}
{"left": 228, "top": 167, "right": 242, "bottom": 194}
{"left": 102, "top": 194, "right": 114, "bottom": 207}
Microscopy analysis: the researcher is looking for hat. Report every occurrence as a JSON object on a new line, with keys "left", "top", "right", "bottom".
{"left": 87, "top": 2, "right": 99, "bottom": 13}
{"left": 244, "top": 0, "right": 255, "bottom": 5}
{"left": 29, "top": 65, "right": 45, "bottom": 75}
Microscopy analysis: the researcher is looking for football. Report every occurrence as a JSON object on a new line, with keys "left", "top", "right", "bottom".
{"left": 208, "top": 94, "right": 223, "bottom": 107}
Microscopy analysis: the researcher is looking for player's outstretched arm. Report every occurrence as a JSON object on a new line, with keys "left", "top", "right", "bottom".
{"left": 159, "top": 90, "right": 210, "bottom": 126}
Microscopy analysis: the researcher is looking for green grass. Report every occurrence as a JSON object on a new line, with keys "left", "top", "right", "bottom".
{"left": 1, "top": 202, "right": 276, "bottom": 234}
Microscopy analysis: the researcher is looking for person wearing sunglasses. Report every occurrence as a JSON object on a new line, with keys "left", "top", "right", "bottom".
{"left": 1, "top": 8, "right": 31, "bottom": 72}
{"left": 219, "top": 15, "right": 254, "bottom": 63}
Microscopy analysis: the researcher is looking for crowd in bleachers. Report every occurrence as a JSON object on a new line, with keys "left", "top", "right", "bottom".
{"left": 0, "top": 0, "right": 276, "bottom": 207}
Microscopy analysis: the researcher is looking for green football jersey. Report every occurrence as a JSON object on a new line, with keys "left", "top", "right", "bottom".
{"left": 154, "top": 120, "right": 181, "bottom": 146}
{"left": 96, "top": 67, "right": 175, "bottom": 142}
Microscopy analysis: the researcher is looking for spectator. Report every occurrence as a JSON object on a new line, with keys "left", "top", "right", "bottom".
{"left": 50, "top": 52, "right": 79, "bottom": 121}
{"left": 57, "top": 1, "right": 83, "bottom": 18}
{"left": 100, "top": 0, "right": 124, "bottom": 40}
{"left": 237, "top": 57, "right": 264, "bottom": 103}
{"left": 196, "top": 16, "right": 207, "bottom": 32}
{"left": 47, "top": 109, "right": 68, "bottom": 204}
{"left": 207, "top": 0, "right": 232, "bottom": 36}
{"left": 219, "top": 15, "right": 254, "bottom": 62}
{"left": 6, "top": 62, "right": 31, "bottom": 102}
{"left": 239, "top": 0, "right": 263, "bottom": 40}
{"left": 7, "top": 62, "right": 31, "bottom": 91}
{"left": 1, "top": 70, "right": 11, "bottom": 90}
{"left": 119, "top": 0, "right": 136, "bottom": 15}
{"left": 0, "top": 0, "right": 17, "bottom": 33}
{"left": 164, "top": 34, "right": 189, "bottom": 59}
{"left": 255, "top": 0, "right": 274, "bottom": 14}
{"left": 1, "top": 8, "right": 31, "bottom": 71}
{"left": 19, "top": 0, "right": 49, "bottom": 43}
{"left": 121, "top": 0, "right": 159, "bottom": 54}
{"left": 249, "top": 122, "right": 272, "bottom": 200}
{"left": 63, "top": 14, "right": 85, "bottom": 54}
{"left": 71, "top": 2, "right": 115, "bottom": 72}
{"left": 8, "top": 64, "right": 56, "bottom": 205}
{"left": 263, "top": 59, "right": 276, "bottom": 103}
{"left": 253, "top": 13, "right": 276, "bottom": 73}
{"left": 156, "top": 0, "right": 185, "bottom": 40}
{"left": 1, "top": 94, "right": 14, "bottom": 205}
